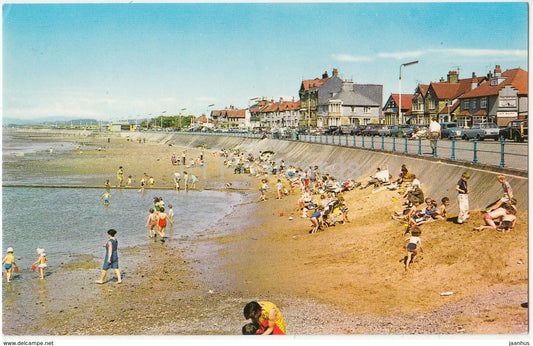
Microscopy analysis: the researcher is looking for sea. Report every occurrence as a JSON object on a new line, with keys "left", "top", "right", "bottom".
{"left": 1, "top": 133, "right": 245, "bottom": 270}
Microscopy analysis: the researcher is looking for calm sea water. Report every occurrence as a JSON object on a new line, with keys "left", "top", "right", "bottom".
{"left": 2, "top": 133, "right": 245, "bottom": 269}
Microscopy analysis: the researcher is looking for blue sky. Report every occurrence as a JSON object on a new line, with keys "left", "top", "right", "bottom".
{"left": 2, "top": 2, "right": 528, "bottom": 121}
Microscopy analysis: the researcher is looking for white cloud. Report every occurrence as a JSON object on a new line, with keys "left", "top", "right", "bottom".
{"left": 377, "top": 50, "right": 427, "bottom": 60}
{"left": 331, "top": 54, "right": 373, "bottom": 62}
{"left": 429, "top": 48, "right": 527, "bottom": 58}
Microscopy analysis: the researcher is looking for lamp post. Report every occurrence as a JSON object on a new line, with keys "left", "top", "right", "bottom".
{"left": 178, "top": 108, "right": 187, "bottom": 130}
{"left": 161, "top": 111, "right": 167, "bottom": 129}
{"left": 398, "top": 60, "right": 419, "bottom": 136}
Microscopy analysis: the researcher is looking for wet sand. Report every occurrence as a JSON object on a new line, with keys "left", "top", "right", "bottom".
{"left": 2, "top": 132, "right": 528, "bottom": 337}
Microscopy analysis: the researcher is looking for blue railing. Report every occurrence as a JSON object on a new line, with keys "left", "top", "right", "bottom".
{"left": 169, "top": 130, "right": 527, "bottom": 171}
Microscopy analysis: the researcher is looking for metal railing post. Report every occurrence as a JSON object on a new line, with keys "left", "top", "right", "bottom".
{"left": 417, "top": 136, "right": 421, "bottom": 155}
{"left": 325, "top": 134, "right": 328, "bottom": 144}
{"left": 499, "top": 137, "right": 506, "bottom": 168}
{"left": 371, "top": 135, "right": 374, "bottom": 149}
{"left": 450, "top": 137, "right": 456, "bottom": 160}
{"left": 338, "top": 134, "right": 341, "bottom": 146}
{"left": 381, "top": 135, "right": 384, "bottom": 150}
{"left": 345, "top": 134, "right": 348, "bottom": 146}
{"left": 392, "top": 136, "right": 395, "bottom": 151}
{"left": 472, "top": 138, "right": 479, "bottom": 164}
{"left": 353, "top": 134, "right": 356, "bottom": 147}
{"left": 362, "top": 135, "right": 365, "bottom": 148}
{"left": 320, "top": 134, "right": 322, "bottom": 144}
{"left": 404, "top": 136, "right": 408, "bottom": 154}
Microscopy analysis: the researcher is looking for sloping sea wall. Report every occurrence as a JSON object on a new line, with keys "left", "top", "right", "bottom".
{"left": 7, "top": 129, "right": 528, "bottom": 213}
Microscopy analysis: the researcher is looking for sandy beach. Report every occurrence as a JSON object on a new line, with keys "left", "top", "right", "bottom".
{"left": 2, "top": 131, "right": 528, "bottom": 336}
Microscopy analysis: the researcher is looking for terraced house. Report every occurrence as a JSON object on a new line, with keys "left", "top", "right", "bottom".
{"left": 416, "top": 70, "right": 487, "bottom": 125}
{"left": 299, "top": 68, "right": 383, "bottom": 128}
{"left": 458, "top": 65, "right": 528, "bottom": 127}
{"left": 210, "top": 107, "right": 250, "bottom": 128}
{"left": 383, "top": 94, "right": 414, "bottom": 125}
{"left": 250, "top": 97, "right": 300, "bottom": 128}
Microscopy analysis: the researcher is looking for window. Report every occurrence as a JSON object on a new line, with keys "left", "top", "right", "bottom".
{"left": 463, "top": 100, "right": 469, "bottom": 109}
{"left": 471, "top": 100, "right": 477, "bottom": 109}
{"left": 428, "top": 99, "right": 435, "bottom": 110}
{"left": 364, "top": 107, "right": 371, "bottom": 113}
{"left": 481, "top": 97, "right": 488, "bottom": 109}
{"left": 499, "top": 96, "right": 517, "bottom": 108}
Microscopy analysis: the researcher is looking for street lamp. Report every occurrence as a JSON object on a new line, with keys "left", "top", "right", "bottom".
{"left": 398, "top": 60, "right": 419, "bottom": 133}
{"left": 178, "top": 108, "right": 187, "bottom": 130}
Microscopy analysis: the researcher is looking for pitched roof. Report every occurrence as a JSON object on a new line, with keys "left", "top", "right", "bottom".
{"left": 418, "top": 84, "right": 430, "bottom": 96}
{"left": 460, "top": 68, "right": 528, "bottom": 98}
{"left": 438, "top": 100, "right": 461, "bottom": 114}
{"left": 390, "top": 94, "right": 413, "bottom": 110}
{"left": 195, "top": 115, "right": 211, "bottom": 123}
{"left": 226, "top": 109, "right": 246, "bottom": 118}
{"left": 302, "top": 77, "right": 330, "bottom": 91}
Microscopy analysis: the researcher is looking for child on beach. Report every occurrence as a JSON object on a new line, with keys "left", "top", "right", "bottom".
{"left": 2, "top": 247, "right": 16, "bottom": 282}
{"left": 174, "top": 172, "right": 181, "bottom": 190}
{"left": 149, "top": 176, "right": 155, "bottom": 186}
{"left": 139, "top": 173, "right": 148, "bottom": 192}
{"left": 32, "top": 250, "right": 47, "bottom": 280}
{"left": 405, "top": 227, "right": 423, "bottom": 270}
{"left": 434, "top": 197, "right": 450, "bottom": 220}
{"left": 145, "top": 208, "right": 159, "bottom": 238}
{"left": 276, "top": 179, "right": 284, "bottom": 199}
{"left": 157, "top": 207, "right": 174, "bottom": 241}
{"left": 101, "top": 191, "right": 111, "bottom": 206}
{"left": 168, "top": 205, "right": 174, "bottom": 223}
{"left": 126, "top": 175, "right": 133, "bottom": 187}
{"left": 310, "top": 205, "right": 324, "bottom": 234}
{"left": 338, "top": 196, "right": 350, "bottom": 224}
{"left": 259, "top": 179, "right": 268, "bottom": 201}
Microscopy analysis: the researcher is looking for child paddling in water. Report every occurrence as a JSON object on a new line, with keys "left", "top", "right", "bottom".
{"left": 32, "top": 249, "right": 47, "bottom": 280}
{"left": 2, "top": 247, "right": 17, "bottom": 282}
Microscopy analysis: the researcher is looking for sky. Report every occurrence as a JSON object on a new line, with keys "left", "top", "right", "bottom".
{"left": 2, "top": 1, "right": 529, "bottom": 121}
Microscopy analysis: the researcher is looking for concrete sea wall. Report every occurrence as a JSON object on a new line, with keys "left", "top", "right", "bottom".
{"left": 118, "top": 132, "right": 528, "bottom": 214}
{"left": 7, "top": 129, "right": 528, "bottom": 213}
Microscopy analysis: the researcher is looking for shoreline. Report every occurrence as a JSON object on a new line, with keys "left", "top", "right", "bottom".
{"left": 2, "top": 132, "right": 528, "bottom": 335}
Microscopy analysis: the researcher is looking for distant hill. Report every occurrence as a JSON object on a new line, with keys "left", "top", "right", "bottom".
{"left": 3, "top": 117, "right": 106, "bottom": 126}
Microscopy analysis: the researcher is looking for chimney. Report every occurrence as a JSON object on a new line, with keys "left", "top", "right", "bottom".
{"left": 341, "top": 79, "right": 354, "bottom": 91}
{"left": 440, "top": 77, "right": 445, "bottom": 82}
{"left": 332, "top": 68, "right": 338, "bottom": 76}
{"left": 471, "top": 73, "right": 478, "bottom": 90}
{"left": 494, "top": 65, "right": 502, "bottom": 77}
{"left": 447, "top": 70, "right": 459, "bottom": 84}
{"left": 322, "top": 71, "right": 329, "bottom": 79}
{"left": 280, "top": 97, "right": 284, "bottom": 102}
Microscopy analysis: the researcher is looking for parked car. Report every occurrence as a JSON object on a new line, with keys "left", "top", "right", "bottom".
{"left": 462, "top": 122, "right": 500, "bottom": 141}
{"left": 340, "top": 124, "right": 355, "bottom": 135}
{"left": 352, "top": 125, "right": 366, "bottom": 135}
{"left": 377, "top": 125, "right": 393, "bottom": 136}
{"left": 390, "top": 124, "right": 414, "bottom": 137}
{"left": 297, "top": 127, "right": 309, "bottom": 135}
{"left": 500, "top": 119, "right": 528, "bottom": 142}
{"left": 361, "top": 125, "right": 380, "bottom": 136}
{"left": 440, "top": 122, "right": 463, "bottom": 139}
{"left": 325, "top": 126, "right": 340, "bottom": 135}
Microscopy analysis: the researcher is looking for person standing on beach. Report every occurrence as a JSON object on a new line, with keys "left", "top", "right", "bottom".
{"left": 157, "top": 207, "right": 173, "bottom": 240}
{"left": 116, "top": 166, "right": 124, "bottom": 187}
{"left": 145, "top": 208, "right": 159, "bottom": 238}
{"left": 456, "top": 172, "right": 470, "bottom": 224}
{"left": 96, "top": 229, "right": 122, "bottom": 284}
{"left": 2, "top": 247, "right": 16, "bottom": 283}
{"left": 243, "top": 301, "right": 286, "bottom": 335}
{"left": 174, "top": 172, "right": 181, "bottom": 190}
{"left": 32, "top": 251, "right": 47, "bottom": 280}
